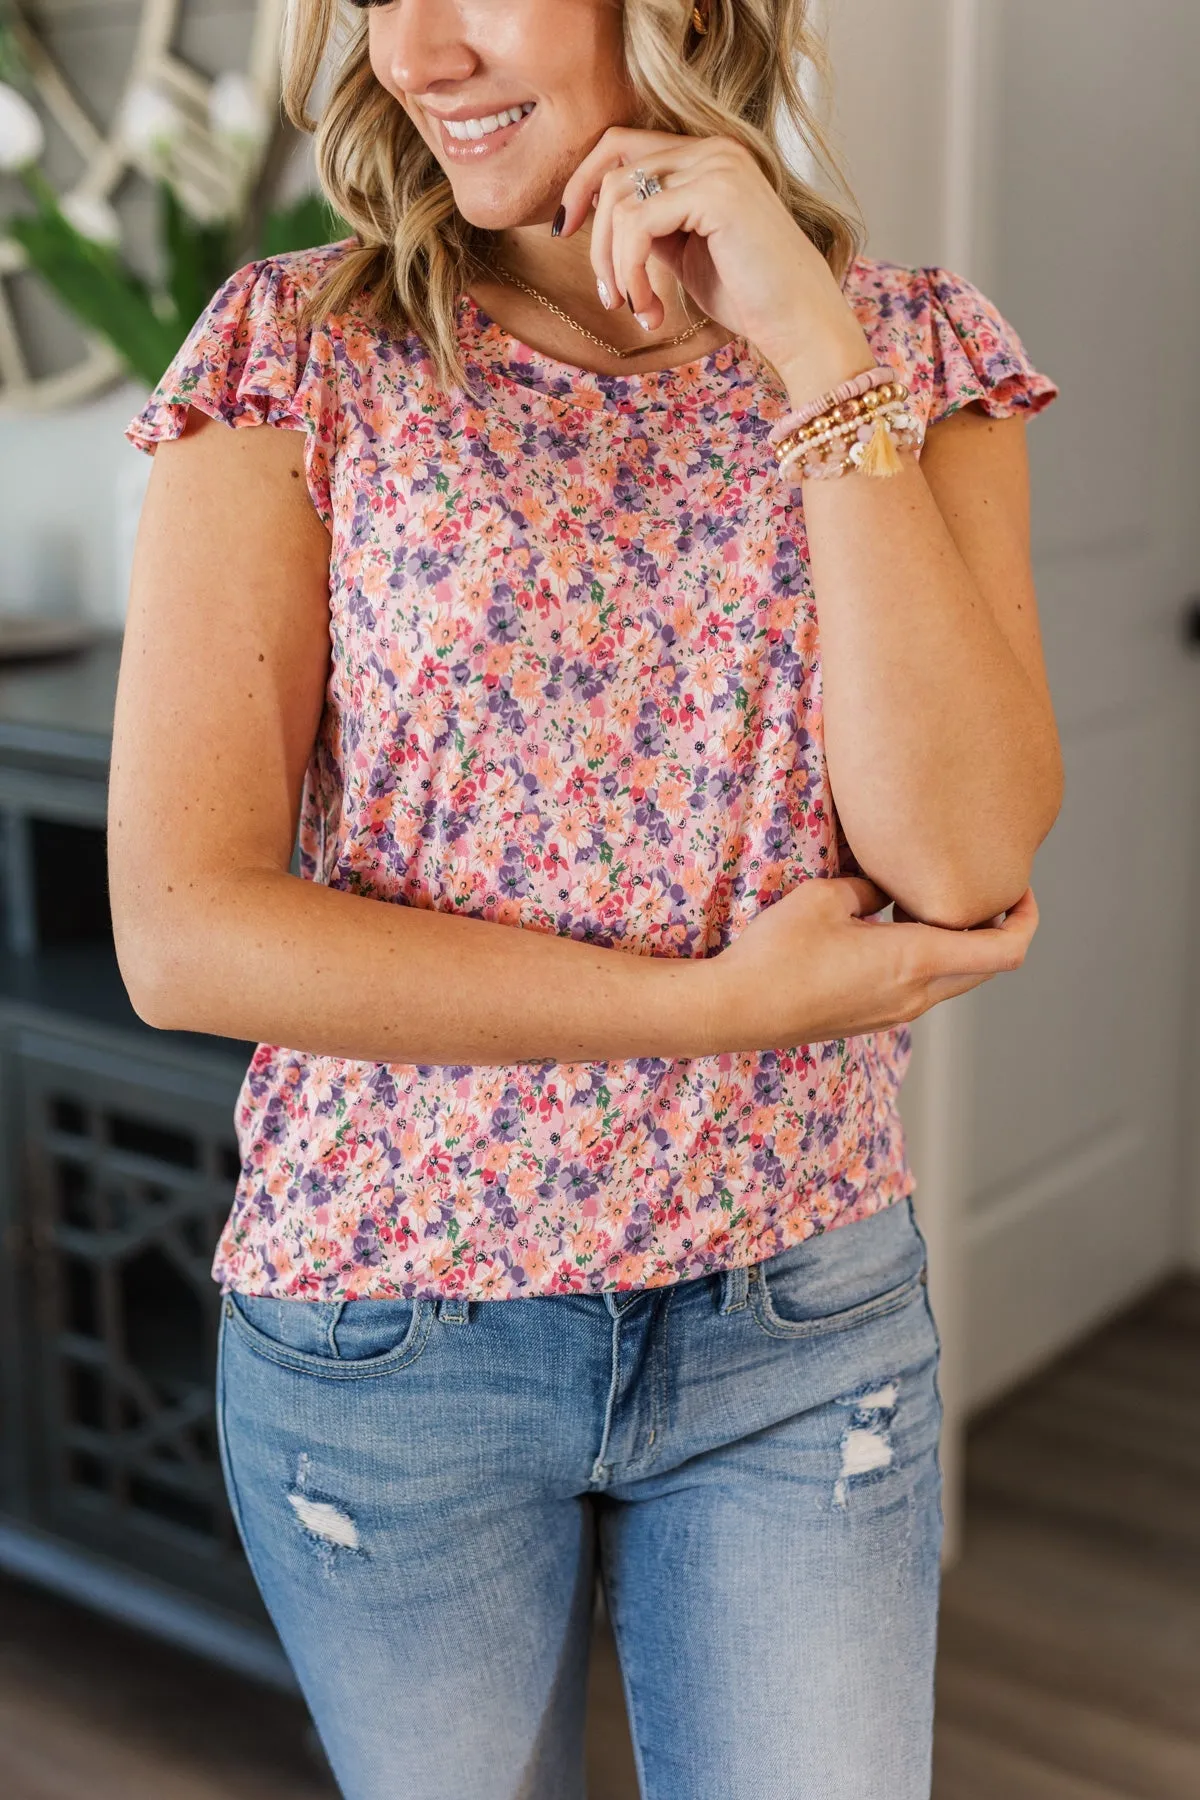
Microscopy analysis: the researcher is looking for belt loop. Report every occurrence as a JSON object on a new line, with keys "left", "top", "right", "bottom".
{"left": 438, "top": 1295, "right": 469, "bottom": 1325}
{"left": 719, "top": 1263, "right": 749, "bottom": 1314}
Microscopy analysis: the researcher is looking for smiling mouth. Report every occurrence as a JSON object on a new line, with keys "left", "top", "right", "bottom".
{"left": 434, "top": 101, "right": 538, "bottom": 159}
{"left": 439, "top": 100, "right": 536, "bottom": 140}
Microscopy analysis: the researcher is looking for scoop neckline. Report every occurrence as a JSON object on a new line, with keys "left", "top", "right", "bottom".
{"left": 457, "top": 287, "right": 762, "bottom": 409}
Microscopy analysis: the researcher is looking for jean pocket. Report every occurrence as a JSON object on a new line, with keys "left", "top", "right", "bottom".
{"left": 750, "top": 1200, "right": 929, "bottom": 1340}
{"left": 222, "top": 1290, "right": 434, "bottom": 1379}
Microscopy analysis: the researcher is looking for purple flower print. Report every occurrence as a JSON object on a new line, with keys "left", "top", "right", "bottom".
{"left": 631, "top": 711, "right": 666, "bottom": 758}
{"left": 249, "top": 1185, "right": 277, "bottom": 1226}
{"left": 484, "top": 1184, "right": 520, "bottom": 1229}
{"left": 402, "top": 543, "right": 453, "bottom": 586}
{"left": 353, "top": 1217, "right": 383, "bottom": 1267}
{"left": 368, "top": 1065, "right": 402, "bottom": 1108}
{"left": 125, "top": 246, "right": 1054, "bottom": 1302}
{"left": 560, "top": 1162, "right": 600, "bottom": 1204}
{"left": 291, "top": 1166, "right": 332, "bottom": 1207}
{"left": 262, "top": 1099, "right": 289, "bottom": 1147}
{"left": 562, "top": 660, "right": 608, "bottom": 703}
{"left": 621, "top": 1211, "right": 654, "bottom": 1257}
{"left": 487, "top": 594, "right": 523, "bottom": 643}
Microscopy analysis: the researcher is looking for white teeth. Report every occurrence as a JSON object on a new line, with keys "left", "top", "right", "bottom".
{"left": 444, "top": 102, "right": 535, "bottom": 141}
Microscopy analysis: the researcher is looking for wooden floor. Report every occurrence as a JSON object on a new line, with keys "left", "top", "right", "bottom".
{"left": 1, "top": 1277, "right": 1196, "bottom": 1799}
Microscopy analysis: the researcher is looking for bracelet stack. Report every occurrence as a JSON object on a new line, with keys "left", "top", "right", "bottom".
{"left": 768, "top": 365, "right": 923, "bottom": 484}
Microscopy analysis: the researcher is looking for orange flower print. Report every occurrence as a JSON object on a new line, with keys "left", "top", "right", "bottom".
{"left": 128, "top": 246, "right": 1054, "bottom": 1300}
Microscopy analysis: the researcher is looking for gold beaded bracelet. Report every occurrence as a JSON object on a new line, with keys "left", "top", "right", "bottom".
{"left": 773, "top": 382, "right": 908, "bottom": 457}
{"left": 773, "top": 382, "right": 923, "bottom": 483}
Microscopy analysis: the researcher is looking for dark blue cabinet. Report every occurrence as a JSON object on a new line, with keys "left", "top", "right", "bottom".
{"left": 0, "top": 631, "right": 294, "bottom": 1687}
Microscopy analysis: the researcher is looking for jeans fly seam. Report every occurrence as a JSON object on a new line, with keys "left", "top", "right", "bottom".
{"left": 592, "top": 1310, "right": 622, "bottom": 1483}
{"left": 602, "top": 1291, "right": 673, "bottom": 1479}
{"left": 652, "top": 1285, "right": 674, "bottom": 1461}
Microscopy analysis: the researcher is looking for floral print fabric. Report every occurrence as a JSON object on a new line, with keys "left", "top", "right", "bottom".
{"left": 125, "top": 240, "right": 1057, "bottom": 1301}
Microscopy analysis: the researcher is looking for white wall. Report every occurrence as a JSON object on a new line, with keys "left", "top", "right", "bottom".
{"left": 0, "top": 381, "right": 150, "bottom": 625}
{"left": 824, "top": 1, "right": 1200, "bottom": 1491}
{"left": 823, "top": 0, "right": 956, "bottom": 268}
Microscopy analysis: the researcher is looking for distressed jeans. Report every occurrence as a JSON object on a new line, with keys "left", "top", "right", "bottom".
{"left": 216, "top": 1195, "right": 944, "bottom": 1800}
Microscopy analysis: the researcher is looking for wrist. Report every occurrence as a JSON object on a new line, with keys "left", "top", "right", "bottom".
{"left": 773, "top": 327, "right": 877, "bottom": 415}
{"left": 691, "top": 952, "right": 753, "bottom": 1058}
{"left": 662, "top": 954, "right": 733, "bottom": 1060}
{"left": 694, "top": 956, "right": 728, "bottom": 1058}
{"left": 635, "top": 947, "right": 733, "bottom": 1059}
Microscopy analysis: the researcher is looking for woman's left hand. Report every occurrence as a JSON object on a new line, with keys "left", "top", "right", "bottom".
{"left": 555, "top": 124, "right": 873, "bottom": 403}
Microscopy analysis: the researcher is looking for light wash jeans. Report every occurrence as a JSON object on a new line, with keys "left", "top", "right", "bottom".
{"left": 216, "top": 1195, "right": 944, "bottom": 1799}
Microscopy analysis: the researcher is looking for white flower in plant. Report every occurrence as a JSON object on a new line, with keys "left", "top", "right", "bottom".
{"left": 0, "top": 80, "right": 44, "bottom": 171}
{"left": 60, "top": 190, "right": 122, "bottom": 248}
{"left": 120, "top": 80, "right": 184, "bottom": 165}
{"left": 209, "top": 72, "right": 269, "bottom": 153}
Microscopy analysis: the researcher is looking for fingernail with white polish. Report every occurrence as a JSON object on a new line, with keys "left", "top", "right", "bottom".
{"left": 596, "top": 278, "right": 612, "bottom": 308}
{"left": 635, "top": 312, "right": 653, "bottom": 331}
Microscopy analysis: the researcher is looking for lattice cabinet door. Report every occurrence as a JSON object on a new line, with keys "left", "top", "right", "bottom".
{"left": 10, "top": 1021, "right": 268, "bottom": 1623}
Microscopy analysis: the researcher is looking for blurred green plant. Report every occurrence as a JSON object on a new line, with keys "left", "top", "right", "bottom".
{"left": 0, "top": 15, "right": 350, "bottom": 389}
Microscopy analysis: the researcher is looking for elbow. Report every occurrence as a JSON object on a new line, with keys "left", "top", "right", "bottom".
{"left": 893, "top": 873, "right": 1031, "bottom": 932}
{"left": 867, "top": 760, "right": 1065, "bottom": 931}
{"left": 112, "top": 893, "right": 202, "bottom": 1031}
{"left": 115, "top": 932, "right": 184, "bottom": 1030}
{"left": 1028, "top": 742, "right": 1066, "bottom": 844}
{"left": 112, "top": 864, "right": 277, "bottom": 1034}
{"left": 886, "top": 837, "right": 1047, "bottom": 931}
{"left": 109, "top": 843, "right": 246, "bottom": 1030}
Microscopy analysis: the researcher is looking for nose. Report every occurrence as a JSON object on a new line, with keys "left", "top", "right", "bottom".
{"left": 377, "top": 0, "right": 477, "bottom": 96}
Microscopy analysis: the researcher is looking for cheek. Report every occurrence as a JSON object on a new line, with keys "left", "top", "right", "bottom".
{"left": 366, "top": 24, "right": 397, "bottom": 99}
{"left": 367, "top": 47, "right": 417, "bottom": 137}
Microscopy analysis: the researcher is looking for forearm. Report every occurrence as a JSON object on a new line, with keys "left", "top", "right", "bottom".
{"left": 800, "top": 459, "right": 1061, "bottom": 925}
{"left": 128, "top": 869, "right": 720, "bottom": 1065}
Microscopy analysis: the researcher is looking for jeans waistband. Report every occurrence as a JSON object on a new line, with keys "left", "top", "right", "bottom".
{"left": 433, "top": 1260, "right": 754, "bottom": 1324}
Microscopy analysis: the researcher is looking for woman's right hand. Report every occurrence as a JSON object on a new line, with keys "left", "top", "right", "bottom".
{"left": 705, "top": 875, "right": 1039, "bottom": 1050}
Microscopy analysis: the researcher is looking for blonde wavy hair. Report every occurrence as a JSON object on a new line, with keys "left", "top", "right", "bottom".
{"left": 282, "top": 0, "right": 862, "bottom": 396}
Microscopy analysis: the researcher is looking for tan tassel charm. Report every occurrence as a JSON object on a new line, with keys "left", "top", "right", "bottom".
{"left": 770, "top": 377, "right": 923, "bottom": 486}
{"left": 855, "top": 418, "right": 905, "bottom": 479}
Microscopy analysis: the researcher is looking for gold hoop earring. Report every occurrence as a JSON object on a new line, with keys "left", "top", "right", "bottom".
{"left": 691, "top": 5, "right": 709, "bottom": 35}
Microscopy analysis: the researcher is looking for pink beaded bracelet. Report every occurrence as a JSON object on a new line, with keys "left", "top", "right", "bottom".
{"left": 777, "top": 394, "right": 923, "bottom": 483}
{"left": 767, "top": 365, "right": 899, "bottom": 448}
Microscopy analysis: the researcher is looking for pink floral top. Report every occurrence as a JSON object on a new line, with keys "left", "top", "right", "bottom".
{"left": 125, "top": 239, "right": 1057, "bottom": 1302}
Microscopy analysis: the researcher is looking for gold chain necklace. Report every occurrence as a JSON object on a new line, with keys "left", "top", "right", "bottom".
{"left": 480, "top": 251, "right": 714, "bottom": 361}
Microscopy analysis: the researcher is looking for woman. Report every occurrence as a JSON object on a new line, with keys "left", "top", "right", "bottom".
{"left": 110, "top": 1, "right": 1060, "bottom": 1795}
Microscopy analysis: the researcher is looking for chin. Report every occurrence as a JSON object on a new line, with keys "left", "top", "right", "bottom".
{"left": 452, "top": 199, "right": 519, "bottom": 230}
{"left": 449, "top": 188, "right": 548, "bottom": 232}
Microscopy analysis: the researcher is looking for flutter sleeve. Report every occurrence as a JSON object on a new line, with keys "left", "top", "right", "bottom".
{"left": 920, "top": 267, "right": 1059, "bottom": 427}
{"left": 123, "top": 255, "right": 335, "bottom": 529}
